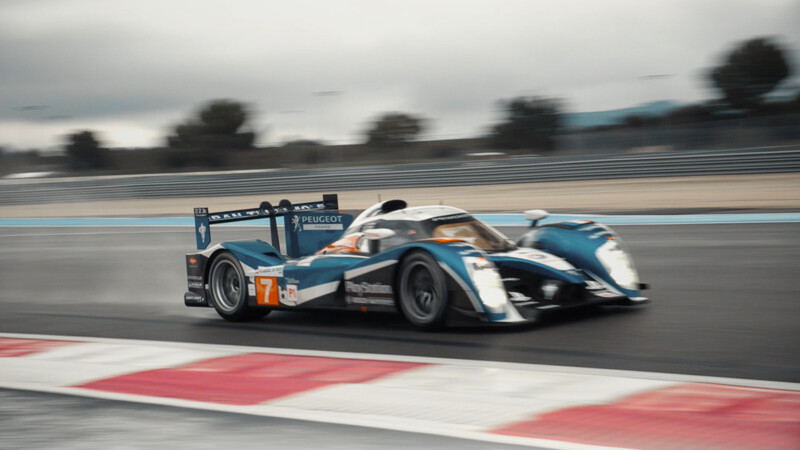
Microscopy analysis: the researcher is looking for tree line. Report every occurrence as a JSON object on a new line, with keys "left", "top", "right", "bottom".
{"left": 63, "top": 36, "right": 796, "bottom": 171}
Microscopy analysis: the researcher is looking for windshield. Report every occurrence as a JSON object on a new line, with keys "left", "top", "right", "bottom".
{"left": 432, "top": 220, "right": 514, "bottom": 252}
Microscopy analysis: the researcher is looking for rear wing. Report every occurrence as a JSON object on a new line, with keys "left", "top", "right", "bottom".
{"left": 193, "top": 194, "right": 339, "bottom": 251}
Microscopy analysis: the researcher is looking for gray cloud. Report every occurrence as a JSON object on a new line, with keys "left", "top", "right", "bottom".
{"left": 1, "top": 0, "right": 798, "bottom": 149}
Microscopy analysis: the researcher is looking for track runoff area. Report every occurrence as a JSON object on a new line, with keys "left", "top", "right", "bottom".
{"left": 0, "top": 334, "right": 797, "bottom": 450}
{"left": 1, "top": 212, "right": 799, "bottom": 449}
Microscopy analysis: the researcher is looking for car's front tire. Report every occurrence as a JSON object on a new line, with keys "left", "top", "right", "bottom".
{"left": 397, "top": 251, "right": 448, "bottom": 330}
{"left": 208, "top": 252, "right": 269, "bottom": 322}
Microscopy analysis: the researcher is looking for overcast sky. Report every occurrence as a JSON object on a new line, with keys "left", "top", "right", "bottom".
{"left": 1, "top": 0, "right": 798, "bottom": 150}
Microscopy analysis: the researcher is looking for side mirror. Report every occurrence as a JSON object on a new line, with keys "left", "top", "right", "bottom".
{"left": 364, "top": 228, "right": 396, "bottom": 240}
{"left": 523, "top": 209, "right": 549, "bottom": 227}
{"left": 364, "top": 228, "right": 395, "bottom": 254}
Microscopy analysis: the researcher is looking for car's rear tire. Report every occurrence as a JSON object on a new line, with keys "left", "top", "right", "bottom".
{"left": 397, "top": 251, "right": 448, "bottom": 330}
{"left": 208, "top": 252, "right": 269, "bottom": 322}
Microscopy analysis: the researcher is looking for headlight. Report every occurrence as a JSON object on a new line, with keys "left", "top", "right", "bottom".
{"left": 595, "top": 239, "right": 639, "bottom": 290}
{"left": 465, "top": 257, "right": 508, "bottom": 311}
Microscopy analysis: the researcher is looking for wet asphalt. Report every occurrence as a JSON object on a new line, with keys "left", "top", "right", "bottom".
{"left": 1, "top": 223, "right": 797, "bottom": 382}
{"left": 1, "top": 223, "right": 798, "bottom": 448}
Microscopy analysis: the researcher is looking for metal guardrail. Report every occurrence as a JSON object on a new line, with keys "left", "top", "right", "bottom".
{"left": 1, "top": 148, "right": 799, "bottom": 205}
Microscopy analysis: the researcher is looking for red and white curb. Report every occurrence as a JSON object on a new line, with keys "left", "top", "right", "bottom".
{"left": 1, "top": 333, "right": 798, "bottom": 450}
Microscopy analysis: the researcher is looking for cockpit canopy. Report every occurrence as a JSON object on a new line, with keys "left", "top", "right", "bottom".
{"left": 333, "top": 202, "right": 515, "bottom": 254}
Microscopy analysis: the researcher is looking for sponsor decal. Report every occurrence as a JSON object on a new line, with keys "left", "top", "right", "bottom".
{"left": 288, "top": 202, "right": 326, "bottom": 212}
{"left": 345, "top": 281, "right": 394, "bottom": 306}
{"left": 284, "top": 284, "right": 298, "bottom": 303}
{"left": 193, "top": 208, "right": 210, "bottom": 249}
{"left": 187, "top": 281, "right": 204, "bottom": 289}
{"left": 209, "top": 209, "right": 261, "bottom": 221}
{"left": 197, "top": 223, "right": 207, "bottom": 244}
{"left": 304, "top": 224, "right": 343, "bottom": 231}
{"left": 184, "top": 292, "right": 205, "bottom": 304}
{"left": 294, "top": 214, "right": 345, "bottom": 231}
{"left": 188, "top": 257, "right": 198, "bottom": 265}
{"left": 204, "top": 202, "right": 328, "bottom": 222}
{"left": 248, "top": 283, "right": 255, "bottom": 296}
{"left": 345, "top": 281, "right": 393, "bottom": 296}
{"left": 431, "top": 213, "right": 471, "bottom": 222}
{"left": 301, "top": 215, "right": 343, "bottom": 224}
{"left": 346, "top": 297, "right": 394, "bottom": 306}
{"left": 255, "top": 265, "right": 284, "bottom": 277}
{"left": 187, "top": 275, "right": 202, "bottom": 281}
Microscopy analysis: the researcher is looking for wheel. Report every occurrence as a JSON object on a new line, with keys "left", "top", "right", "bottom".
{"left": 208, "top": 252, "right": 269, "bottom": 322}
{"left": 397, "top": 251, "right": 448, "bottom": 330}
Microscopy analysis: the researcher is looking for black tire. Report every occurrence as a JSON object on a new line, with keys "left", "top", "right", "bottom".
{"left": 208, "top": 252, "right": 269, "bottom": 322}
{"left": 397, "top": 251, "right": 448, "bottom": 330}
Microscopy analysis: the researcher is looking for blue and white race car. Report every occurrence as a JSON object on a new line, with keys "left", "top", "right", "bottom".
{"left": 184, "top": 195, "right": 648, "bottom": 330}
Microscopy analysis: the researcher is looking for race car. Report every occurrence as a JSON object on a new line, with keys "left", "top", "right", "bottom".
{"left": 184, "top": 194, "right": 648, "bottom": 330}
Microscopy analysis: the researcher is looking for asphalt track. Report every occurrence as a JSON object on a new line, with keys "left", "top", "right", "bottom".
{"left": 1, "top": 223, "right": 798, "bottom": 383}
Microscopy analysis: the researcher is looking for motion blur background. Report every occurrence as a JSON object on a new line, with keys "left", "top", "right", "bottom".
{"left": 1, "top": 0, "right": 798, "bottom": 179}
